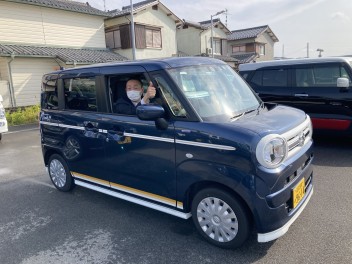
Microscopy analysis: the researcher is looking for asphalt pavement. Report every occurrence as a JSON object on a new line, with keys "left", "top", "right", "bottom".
{"left": 0, "top": 128, "right": 351, "bottom": 264}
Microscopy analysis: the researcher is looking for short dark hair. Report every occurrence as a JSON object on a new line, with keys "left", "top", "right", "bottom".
{"left": 126, "top": 78, "right": 142, "bottom": 87}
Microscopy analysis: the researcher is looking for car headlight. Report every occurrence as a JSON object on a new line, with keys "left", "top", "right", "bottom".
{"left": 256, "top": 134, "right": 288, "bottom": 169}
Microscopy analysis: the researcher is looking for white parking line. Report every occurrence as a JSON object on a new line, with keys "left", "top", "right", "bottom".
{"left": 24, "top": 178, "right": 57, "bottom": 190}
{"left": 4, "top": 128, "right": 39, "bottom": 134}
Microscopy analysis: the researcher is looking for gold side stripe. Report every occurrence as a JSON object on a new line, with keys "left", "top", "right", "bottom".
{"left": 71, "top": 171, "right": 182, "bottom": 208}
{"left": 110, "top": 182, "right": 176, "bottom": 207}
{"left": 177, "top": 202, "right": 184, "bottom": 209}
{"left": 72, "top": 172, "right": 110, "bottom": 187}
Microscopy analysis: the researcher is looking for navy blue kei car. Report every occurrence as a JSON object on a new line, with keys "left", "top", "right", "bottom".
{"left": 40, "top": 57, "right": 314, "bottom": 248}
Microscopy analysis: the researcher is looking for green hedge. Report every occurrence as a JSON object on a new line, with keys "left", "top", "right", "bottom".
{"left": 5, "top": 105, "right": 40, "bottom": 126}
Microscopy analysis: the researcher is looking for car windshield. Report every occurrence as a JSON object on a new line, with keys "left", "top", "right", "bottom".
{"left": 167, "top": 64, "right": 260, "bottom": 122}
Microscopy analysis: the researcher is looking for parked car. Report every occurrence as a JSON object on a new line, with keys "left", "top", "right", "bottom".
{"left": 0, "top": 95, "right": 8, "bottom": 140}
{"left": 40, "top": 57, "right": 314, "bottom": 248}
{"left": 239, "top": 57, "right": 352, "bottom": 135}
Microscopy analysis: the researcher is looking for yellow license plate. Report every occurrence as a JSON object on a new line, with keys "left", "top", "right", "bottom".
{"left": 292, "top": 178, "right": 305, "bottom": 208}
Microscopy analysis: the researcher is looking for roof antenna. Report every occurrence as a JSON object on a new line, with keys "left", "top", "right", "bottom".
{"left": 103, "top": 0, "right": 106, "bottom": 11}
{"left": 225, "top": 9, "right": 228, "bottom": 27}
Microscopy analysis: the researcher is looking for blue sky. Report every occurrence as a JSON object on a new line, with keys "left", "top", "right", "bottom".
{"left": 79, "top": 0, "right": 352, "bottom": 58}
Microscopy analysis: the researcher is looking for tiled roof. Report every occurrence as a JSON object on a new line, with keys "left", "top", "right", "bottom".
{"left": 6, "top": 0, "right": 109, "bottom": 16}
{"left": 182, "top": 18, "right": 230, "bottom": 33}
{"left": 213, "top": 54, "right": 238, "bottom": 63}
{"left": 108, "top": 0, "right": 158, "bottom": 17}
{"left": 177, "top": 51, "right": 238, "bottom": 63}
{"left": 198, "top": 18, "right": 221, "bottom": 28}
{"left": 232, "top": 52, "right": 258, "bottom": 64}
{"left": 228, "top": 25, "right": 279, "bottom": 42}
{"left": 0, "top": 44, "right": 127, "bottom": 64}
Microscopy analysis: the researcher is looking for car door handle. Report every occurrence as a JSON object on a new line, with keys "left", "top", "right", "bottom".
{"left": 294, "top": 93, "right": 309, "bottom": 97}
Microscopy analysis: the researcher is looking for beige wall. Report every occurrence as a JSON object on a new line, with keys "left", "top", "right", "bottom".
{"left": 0, "top": 58, "right": 11, "bottom": 108}
{"left": 177, "top": 26, "right": 227, "bottom": 56}
{"left": 176, "top": 27, "right": 201, "bottom": 55}
{"left": 0, "top": 1, "right": 106, "bottom": 48}
{"left": 10, "top": 57, "right": 59, "bottom": 107}
{"left": 256, "top": 33, "right": 275, "bottom": 61}
{"left": 105, "top": 7, "right": 178, "bottom": 59}
{"left": 201, "top": 27, "right": 227, "bottom": 54}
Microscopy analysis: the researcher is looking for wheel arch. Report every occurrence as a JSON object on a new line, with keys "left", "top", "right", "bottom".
{"left": 183, "top": 180, "right": 254, "bottom": 224}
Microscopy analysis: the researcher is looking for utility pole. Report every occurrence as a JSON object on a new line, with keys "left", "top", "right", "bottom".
{"left": 210, "top": 10, "right": 226, "bottom": 58}
{"left": 130, "top": 0, "right": 136, "bottom": 60}
{"left": 307, "top": 42, "right": 309, "bottom": 58}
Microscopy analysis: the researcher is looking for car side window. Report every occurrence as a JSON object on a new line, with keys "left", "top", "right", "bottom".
{"left": 262, "top": 69, "right": 287, "bottom": 87}
{"left": 250, "top": 71, "right": 262, "bottom": 86}
{"left": 295, "top": 65, "right": 351, "bottom": 87}
{"left": 41, "top": 75, "right": 58, "bottom": 110}
{"left": 153, "top": 75, "right": 187, "bottom": 117}
{"left": 63, "top": 77, "right": 97, "bottom": 112}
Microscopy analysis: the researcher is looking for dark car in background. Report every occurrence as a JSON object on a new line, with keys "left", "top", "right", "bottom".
{"left": 239, "top": 57, "right": 352, "bottom": 135}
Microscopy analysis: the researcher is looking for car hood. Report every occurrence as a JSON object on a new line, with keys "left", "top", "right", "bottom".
{"left": 230, "top": 104, "right": 307, "bottom": 136}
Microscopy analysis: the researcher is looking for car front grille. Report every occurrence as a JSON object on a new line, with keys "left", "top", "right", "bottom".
{"left": 282, "top": 115, "right": 312, "bottom": 160}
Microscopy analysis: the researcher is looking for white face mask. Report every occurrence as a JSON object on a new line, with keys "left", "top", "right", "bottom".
{"left": 127, "top": 90, "right": 141, "bottom": 102}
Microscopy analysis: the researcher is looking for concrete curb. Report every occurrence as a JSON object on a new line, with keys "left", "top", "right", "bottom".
{"left": 7, "top": 123, "right": 39, "bottom": 133}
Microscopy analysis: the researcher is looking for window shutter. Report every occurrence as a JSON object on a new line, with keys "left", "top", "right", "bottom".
{"left": 113, "top": 30, "right": 121, "bottom": 48}
{"left": 105, "top": 32, "right": 114, "bottom": 49}
{"left": 135, "top": 24, "right": 146, "bottom": 49}
{"left": 120, "top": 24, "right": 131, "bottom": 49}
{"left": 221, "top": 39, "right": 227, "bottom": 56}
{"left": 146, "top": 29, "right": 153, "bottom": 47}
{"left": 153, "top": 30, "right": 161, "bottom": 48}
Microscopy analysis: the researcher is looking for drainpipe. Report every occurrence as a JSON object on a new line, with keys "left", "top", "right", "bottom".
{"left": 7, "top": 53, "right": 16, "bottom": 108}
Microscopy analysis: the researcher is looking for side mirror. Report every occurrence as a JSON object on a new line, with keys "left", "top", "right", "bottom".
{"left": 337, "top": 77, "right": 349, "bottom": 91}
{"left": 136, "top": 104, "right": 165, "bottom": 121}
{"left": 0, "top": 95, "right": 3, "bottom": 102}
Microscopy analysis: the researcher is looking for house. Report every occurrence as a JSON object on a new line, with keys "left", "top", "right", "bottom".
{"left": 177, "top": 18, "right": 238, "bottom": 68}
{"left": 227, "top": 25, "right": 279, "bottom": 63}
{"left": 0, "top": 0, "right": 126, "bottom": 108}
{"left": 104, "top": 0, "right": 182, "bottom": 60}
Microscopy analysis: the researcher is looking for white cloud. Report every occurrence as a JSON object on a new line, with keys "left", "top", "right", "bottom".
{"left": 330, "top": 12, "right": 351, "bottom": 21}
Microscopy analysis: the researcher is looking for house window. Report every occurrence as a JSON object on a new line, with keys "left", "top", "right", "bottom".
{"left": 213, "top": 39, "right": 221, "bottom": 54}
{"left": 146, "top": 28, "right": 162, "bottom": 48}
{"left": 106, "top": 24, "right": 162, "bottom": 50}
{"left": 259, "top": 44, "right": 265, "bottom": 55}
{"left": 105, "top": 29, "right": 121, "bottom": 49}
{"left": 232, "top": 45, "right": 246, "bottom": 53}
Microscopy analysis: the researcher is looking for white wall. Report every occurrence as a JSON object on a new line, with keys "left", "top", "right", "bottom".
{"left": 11, "top": 57, "right": 59, "bottom": 107}
{"left": 0, "top": 58, "right": 11, "bottom": 108}
{"left": 105, "top": 6, "right": 178, "bottom": 59}
{"left": 201, "top": 27, "right": 227, "bottom": 54}
{"left": 256, "top": 33, "right": 275, "bottom": 61}
{"left": 0, "top": 1, "right": 106, "bottom": 48}
{"left": 177, "top": 27, "right": 201, "bottom": 55}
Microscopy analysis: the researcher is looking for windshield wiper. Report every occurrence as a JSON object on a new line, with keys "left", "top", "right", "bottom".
{"left": 230, "top": 112, "right": 245, "bottom": 121}
{"left": 230, "top": 103, "right": 264, "bottom": 122}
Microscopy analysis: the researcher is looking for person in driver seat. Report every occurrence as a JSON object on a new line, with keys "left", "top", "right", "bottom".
{"left": 115, "top": 78, "right": 156, "bottom": 115}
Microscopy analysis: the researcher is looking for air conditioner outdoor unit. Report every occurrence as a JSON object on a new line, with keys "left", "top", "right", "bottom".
{"left": 206, "top": 48, "right": 212, "bottom": 55}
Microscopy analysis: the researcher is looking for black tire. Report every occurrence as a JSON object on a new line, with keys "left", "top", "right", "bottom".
{"left": 48, "top": 154, "right": 75, "bottom": 192}
{"left": 191, "top": 188, "right": 250, "bottom": 249}
{"left": 0, "top": 133, "right": 2, "bottom": 141}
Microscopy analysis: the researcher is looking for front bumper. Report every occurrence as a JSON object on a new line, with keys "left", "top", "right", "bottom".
{"left": 253, "top": 140, "right": 314, "bottom": 242}
{"left": 258, "top": 185, "right": 313, "bottom": 242}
